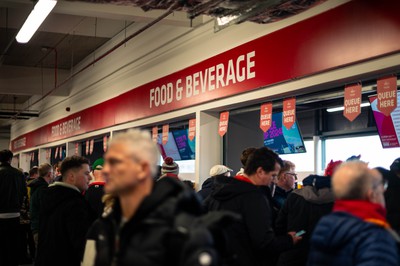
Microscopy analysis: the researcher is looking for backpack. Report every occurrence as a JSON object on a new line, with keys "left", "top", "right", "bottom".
{"left": 167, "top": 189, "right": 240, "bottom": 266}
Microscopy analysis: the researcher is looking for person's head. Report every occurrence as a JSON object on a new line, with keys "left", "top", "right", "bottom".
{"left": 244, "top": 147, "right": 283, "bottom": 186}
{"left": 390, "top": 158, "right": 400, "bottom": 177}
{"left": 53, "top": 161, "right": 61, "bottom": 176}
{"left": 324, "top": 160, "right": 343, "bottom": 177}
{"left": 38, "top": 163, "right": 54, "bottom": 183}
{"left": 60, "top": 156, "right": 91, "bottom": 192}
{"left": 277, "top": 160, "right": 296, "bottom": 190}
{"left": 103, "top": 129, "right": 159, "bottom": 196}
{"left": 0, "top": 149, "right": 13, "bottom": 164}
{"left": 332, "top": 161, "right": 387, "bottom": 207}
{"left": 183, "top": 180, "right": 195, "bottom": 190}
{"left": 29, "top": 166, "right": 39, "bottom": 179}
{"left": 209, "top": 165, "right": 232, "bottom": 177}
{"left": 92, "top": 158, "right": 105, "bottom": 182}
{"left": 346, "top": 154, "right": 361, "bottom": 162}
{"left": 240, "top": 147, "right": 256, "bottom": 167}
{"left": 161, "top": 157, "right": 179, "bottom": 176}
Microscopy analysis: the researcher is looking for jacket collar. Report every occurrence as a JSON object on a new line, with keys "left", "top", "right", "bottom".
{"left": 334, "top": 200, "right": 389, "bottom": 228}
{"left": 49, "top": 181, "right": 80, "bottom": 193}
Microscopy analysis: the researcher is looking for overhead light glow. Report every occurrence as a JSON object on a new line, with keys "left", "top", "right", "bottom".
{"left": 16, "top": 0, "right": 57, "bottom": 43}
{"left": 326, "top": 102, "right": 370, "bottom": 113}
{"left": 216, "top": 15, "right": 239, "bottom": 26}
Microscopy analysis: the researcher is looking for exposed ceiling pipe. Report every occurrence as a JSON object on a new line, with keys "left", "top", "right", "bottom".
{"left": 10, "top": 2, "right": 181, "bottom": 121}
{"left": 0, "top": 8, "right": 16, "bottom": 66}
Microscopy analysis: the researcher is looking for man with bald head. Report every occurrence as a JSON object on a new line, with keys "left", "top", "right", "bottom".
{"left": 308, "top": 161, "right": 399, "bottom": 266}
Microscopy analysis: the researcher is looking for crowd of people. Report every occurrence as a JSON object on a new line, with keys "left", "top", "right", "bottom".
{"left": 0, "top": 129, "right": 399, "bottom": 266}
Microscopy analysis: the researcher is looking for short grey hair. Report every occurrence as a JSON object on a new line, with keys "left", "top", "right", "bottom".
{"left": 109, "top": 129, "right": 160, "bottom": 176}
{"left": 332, "top": 161, "right": 372, "bottom": 200}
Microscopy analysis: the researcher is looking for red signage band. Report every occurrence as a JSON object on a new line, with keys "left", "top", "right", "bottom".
{"left": 11, "top": 0, "right": 400, "bottom": 152}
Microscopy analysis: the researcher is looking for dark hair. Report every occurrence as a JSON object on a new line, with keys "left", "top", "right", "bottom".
{"left": 183, "top": 180, "right": 195, "bottom": 190}
{"left": 60, "top": 156, "right": 90, "bottom": 179}
{"left": 0, "top": 149, "right": 13, "bottom": 163}
{"left": 240, "top": 147, "right": 256, "bottom": 167}
{"left": 29, "top": 166, "right": 39, "bottom": 177}
{"left": 244, "top": 147, "right": 283, "bottom": 176}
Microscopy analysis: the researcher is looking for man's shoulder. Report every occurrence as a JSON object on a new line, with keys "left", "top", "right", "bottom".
{"left": 0, "top": 164, "right": 23, "bottom": 176}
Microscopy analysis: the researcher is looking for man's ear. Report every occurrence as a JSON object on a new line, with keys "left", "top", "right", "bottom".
{"left": 366, "top": 188, "right": 374, "bottom": 202}
{"left": 65, "top": 171, "right": 74, "bottom": 183}
{"left": 137, "top": 161, "right": 151, "bottom": 181}
{"left": 255, "top": 166, "right": 264, "bottom": 176}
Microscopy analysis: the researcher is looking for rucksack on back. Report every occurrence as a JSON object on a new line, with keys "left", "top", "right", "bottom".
{"left": 167, "top": 189, "right": 240, "bottom": 266}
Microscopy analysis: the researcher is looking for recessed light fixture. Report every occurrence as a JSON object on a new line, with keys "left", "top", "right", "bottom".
{"left": 16, "top": 0, "right": 57, "bottom": 44}
{"left": 326, "top": 102, "right": 370, "bottom": 113}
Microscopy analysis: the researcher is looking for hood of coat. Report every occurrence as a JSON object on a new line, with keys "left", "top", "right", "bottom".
{"left": 29, "top": 176, "right": 48, "bottom": 195}
{"left": 294, "top": 186, "right": 334, "bottom": 204}
{"left": 41, "top": 182, "right": 82, "bottom": 214}
{"left": 209, "top": 175, "right": 258, "bottom": 202}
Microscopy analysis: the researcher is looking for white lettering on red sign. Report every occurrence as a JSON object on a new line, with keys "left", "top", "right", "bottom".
{"left": 149, "top": 51, "right": 256, "bottom": 108}
{"left": 13, "top": 137, "right": 26, "bottom": 149}
{"left": 51, "top": 116, "right": 81, "bottom": 138}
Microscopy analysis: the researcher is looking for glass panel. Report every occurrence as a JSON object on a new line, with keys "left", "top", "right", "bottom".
{"left": 280, "top": 140, "right": 315, "bottom": 172}
{"left": 325, "top": 135, "right": 400, "bottom": 169}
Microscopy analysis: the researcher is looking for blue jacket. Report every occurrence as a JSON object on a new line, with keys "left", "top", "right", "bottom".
{"left": 308, "top": 212, "right": 399, "bottom": 266}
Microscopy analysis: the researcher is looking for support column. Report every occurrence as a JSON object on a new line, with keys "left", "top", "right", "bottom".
{"left": 19, "top": 153, "right": 31, "bottom": 172}
{"left": 195, "top": 111, "right": 223, "bottom": 190}
{"left": 313, "top": 136, "right": 322, "bottom": 174}
{"left": 66, "top": 142, "right": 81, "bottom": 157}
{"left": 39, "top": 148, "right": 50, "bottom": 165}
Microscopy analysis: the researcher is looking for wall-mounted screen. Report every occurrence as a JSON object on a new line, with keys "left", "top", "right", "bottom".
{"left": 369, "top": 92, "right": 400, "bottom": 148}
{"left": 157, "top": 129, "right": 195, "bottom": 161}
{"left": 263, "top": 112, "right": 306, "bottom": 154}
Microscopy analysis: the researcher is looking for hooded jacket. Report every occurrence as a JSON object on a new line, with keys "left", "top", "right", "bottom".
{"left": 308, "top": 202, "right": 399, "bottom": 266}
{"left": 198, "top": 174, "right": 228, "bottom": 200}
{"left": 275, "top": 175, "right": 334, "bottom": 266}
{"left": 82, "top": 177, "right": 217, "bottom": 266}
{"left": 29, "top": 176, "right": 48, "bottom": 233}
{"left": 0, "top": 162, "right": 26, "bottom": 214}
{"left": 205, "top": 175, "right": 293, "bottom": 266}
{"left": 35, "top": 182, "right": 90, "bottom": 266}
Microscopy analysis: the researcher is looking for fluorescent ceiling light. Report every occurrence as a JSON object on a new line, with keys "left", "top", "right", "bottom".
{"left": 327, "top": 102, "right": 370, "bottom": 113}
{"left": 216, "top": 15, "right": 239, "bottom": 26}
{"left": 16, "top": 0, "right": 57, "bottom": 43}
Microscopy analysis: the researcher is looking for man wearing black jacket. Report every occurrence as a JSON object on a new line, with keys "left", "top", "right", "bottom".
{"left": 29, "top": 163, "right": 54, "bottom": 249}
{"left": 205, "top": 147, "right": 301, "bottom": 266}
{"left": 82, "top": 130, "right": 218, "bottom": 266}
{"left": 35, "top": 156, "right": 91, "bottom": 266}
{"left": 0, "top": 149, "right": 26, "bottom": 266}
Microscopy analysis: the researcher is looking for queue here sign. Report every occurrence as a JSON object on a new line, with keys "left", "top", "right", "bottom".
{"left": 377, "top": 76, "right": 398, "bottom": 117}
{"left": 343, "top": 84, "right": 362, "bottom": 122}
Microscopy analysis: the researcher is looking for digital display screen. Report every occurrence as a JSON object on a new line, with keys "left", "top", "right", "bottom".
{"left": 157, "top": 129, "right": 195, "bottom": 161}
{"left": 263, "top": 112, "right": 306, "bottom": 154}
